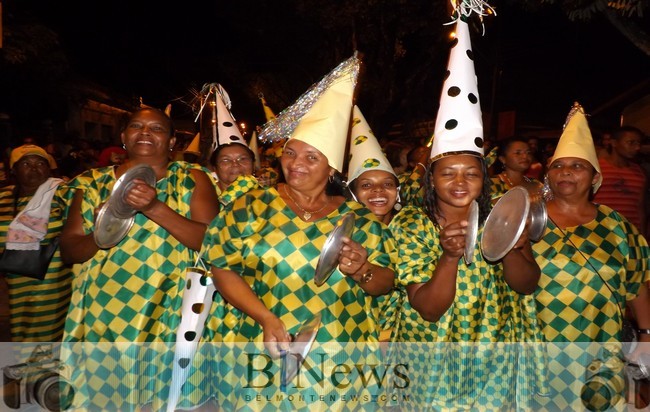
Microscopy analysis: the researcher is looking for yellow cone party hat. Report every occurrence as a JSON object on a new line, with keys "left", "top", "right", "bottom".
{"left": 347, "top": 105, "right": 397, "bottom": 183}
{"left": 551, "top": 102, "right": 602, "bottom": 192}
{"left": 248, "top": 130, "right": 262, "bottom": 170}
{"left": 430, "top": 18, "right": 484, "bottom": 161}
{"left": 258, "top": 54, "right": 360, "bottom": 172}
{"left": 185, "top": 132, "right": 201, "bottom": 155}
{"left": 259, "top": 94, "right": 277, "bottom": 123}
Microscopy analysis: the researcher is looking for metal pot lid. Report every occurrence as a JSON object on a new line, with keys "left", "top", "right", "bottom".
{"left": 108, "top": 164, "right": 157, "bottom": 219}
{"left": 522, "top": 181, "right": 548, "bottom": 242}
{"left": 94, "top": 202, "right": 135, "bottom": 249}
{"left": 282, "top": 313, "right": 322, "bottom": 384}
{"left": 481, "top": 186, "right": 529, "bottom": 262}
{"left": 464, "top": 200, "right": 479, "bottom": 265}
{"left": 314, "top": 213, "right": 355, "bottom": 286}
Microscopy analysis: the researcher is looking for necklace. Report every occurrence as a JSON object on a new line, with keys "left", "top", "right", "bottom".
{"left": 283, "top": 185, "right": 330, "bottom": 221}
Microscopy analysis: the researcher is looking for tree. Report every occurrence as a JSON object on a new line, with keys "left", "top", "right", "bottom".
{"left": 511, "top": 0, "right": 650, "bottom": 55}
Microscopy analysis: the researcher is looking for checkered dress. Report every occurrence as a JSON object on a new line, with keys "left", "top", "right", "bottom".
{"left": 0, "top": 185, "right": 73, "bottom": 342}
{"left": 202, "top": 188, "right": 395, "bottom": 411}
{"left": 61, "top": 161, "right": 215, "bottom": 411}
{"left": 387, "top": 205, "right": 546, "bottom": 410}
{"left": 531, "top": 205, "right": 650, "bottom": 410}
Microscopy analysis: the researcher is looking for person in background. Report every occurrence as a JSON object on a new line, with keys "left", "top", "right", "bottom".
{"left": 388, "top": 16, "right": 544, "bottom": 410}
{"left": 593, "top": 125, "right": 647, "bottom": 237}
{"left": 0, "top": 144, "right": 72, "bottom": 342}
{"left": 490, "top": 136, "right": 536, "bottom": 200}
{"left": 203, "top": 57, "right": 395, "bottom": 410}
{"left": 525, "top": 136, "right": 544, "bottom": 180}
{"left": 531, "top": 104, "right": 650, "bottom": 411}
{"left": 58, "top": 107, "right": 219, "bottom": 411}
{"left": 96, "top": 142, "right": 127, "bottom": 167}
{"left": 397, "top": 144, "right": 430, "bottom": 208}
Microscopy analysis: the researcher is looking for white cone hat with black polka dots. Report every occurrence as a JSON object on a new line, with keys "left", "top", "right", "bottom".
{"left": 430, "top": 18, "right": 484, "bottom": 161}
{"left": 347, "top": 105, "right": 397, "bottom": 183}
{"left": 215, "top": 86, "right": 247, "bottom": 147}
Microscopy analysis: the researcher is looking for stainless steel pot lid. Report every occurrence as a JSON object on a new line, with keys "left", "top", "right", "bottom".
{"left": 93, "top": 202, "right": 135, "bottom": 249}
{"left": 314, "top": 213, "right": 355, "bottom": 287}
{"left": 108, "top": 164, "right": 157, "bottom": 219}
{"left": 464, "top": 200, "right": 479, "bottom": 265}
{"left": 481, "top": 186, "right": 529, "bottom": 262}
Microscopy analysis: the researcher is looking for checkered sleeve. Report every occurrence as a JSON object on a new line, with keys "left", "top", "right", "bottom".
{"left": 389, "top": 205, "right": 438, "bottom": 287}
{"left": 202, "top": 197, "right": 246, "bottom": 273}
{"left": 620, "top": 215, "right": 650, "bottom": 301}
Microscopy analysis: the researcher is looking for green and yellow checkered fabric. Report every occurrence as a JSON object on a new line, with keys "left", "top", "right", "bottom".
{"left": 202, "top": 188, "right": 396, "bottom": 410}
{"left": 387, "top": 205, "right": 546, "bottom": 409}
{"left": 61, "top": 161, "right": 216, "bottom": 411}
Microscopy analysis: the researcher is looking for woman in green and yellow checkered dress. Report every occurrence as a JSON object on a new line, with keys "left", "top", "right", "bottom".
{"left": 530, "top": 104, "right": 650, "bottom": 411}
{"left": 389, "top": 154, "right": 546, "bottom": 410}
{"left": 58, "top": 108, "right": 220, "bottom": 411}
{"left": 203, "top": 138, "right": 396, "bottom": 411}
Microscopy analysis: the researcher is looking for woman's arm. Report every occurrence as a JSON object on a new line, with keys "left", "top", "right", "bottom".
{"left": 502, "top": 229, "right": 540, "bottom": 295}
{"left": 125, "top": 169, "right": 219, "bottom": 251}
{"left": 59, "top": 190, "right": 100, "bottom": 264}
{"left": 211, "top": 267, "right": 290, "bottom": 357}
{"left": 338, "top": 237, "right": 394, "bottom": 296}
{"left": 405, "top": 221, "right": 466, "bottom": 322}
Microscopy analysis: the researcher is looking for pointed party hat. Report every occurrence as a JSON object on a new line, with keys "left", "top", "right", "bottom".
{"left": 259, "top": 94, "right": 277, "bottom": 122}
{"left": 430, "top": 18, "right": 484, "bottom": 161}
{"left": 184, "top": 132, "right": 201, "bottom": 155}
{"left": 214, "top": 85, "right": 247, "bottom": 147}
{"left": 248, "top": 130, "right": 262, "bottom": 170}
{"left": 258, "top": 54, "right": 360, "bottom": 172}
{"left": 347, "top": 105, "right": 397, "bottom": 183}
{"left": 552, "top": 102, "right": 602, "bottom": 192}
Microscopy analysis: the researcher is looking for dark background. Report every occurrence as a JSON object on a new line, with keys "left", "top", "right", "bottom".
{"left": 1, "top": 0, "right": 649, "bottom": 140}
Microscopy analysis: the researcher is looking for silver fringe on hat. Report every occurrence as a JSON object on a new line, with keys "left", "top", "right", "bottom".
{"left": 258, "top": 52, "right": 360, "bottom": 143}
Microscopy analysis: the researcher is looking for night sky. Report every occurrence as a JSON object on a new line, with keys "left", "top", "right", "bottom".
{"left": 6, "top": 0, "right": 650, "bottom": 136}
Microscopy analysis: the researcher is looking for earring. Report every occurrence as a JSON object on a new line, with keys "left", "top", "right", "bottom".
{"left": 328, "top": 174, "right": 334, "bottom": 184}
{"left": 394, "top": 192, "right": 402, "bottom": 211}
{"left": 122, "top": 144, "right": 126, "bottom": 149}
{"left": 542, "top": 175, "right": 553, "bottom": 201}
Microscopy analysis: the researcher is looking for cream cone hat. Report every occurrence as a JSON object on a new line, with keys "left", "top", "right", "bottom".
{"left": 430, "top": 18, "right": 484, "bottom": 161}
{"left": 258, "top": 55, "right": 360, "bottom": 173}
{"left": 347, "top": 105, "right": 397, "bottom": 183}
{"left": 551, "top": 102, "right": 602, "bottom": 192}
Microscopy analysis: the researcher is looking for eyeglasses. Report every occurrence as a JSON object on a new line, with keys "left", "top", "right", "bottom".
{"left": 217, "top": 156, "right": 253, "bottom": 167}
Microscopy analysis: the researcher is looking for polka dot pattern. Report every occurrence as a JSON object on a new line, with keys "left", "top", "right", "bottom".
{"left": 353, "top": 135, "right": 368, "bottom": 145}
{"left": 362, "top": 158, "right": 381, "bottom": 169}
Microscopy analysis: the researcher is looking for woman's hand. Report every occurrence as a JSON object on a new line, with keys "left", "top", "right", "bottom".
{"left": 123, "top": 178, "right": 159, "bottom": 213}
{"left": 439, "top": 221, "right": 467, "bottom": 259}
{"left": 260, "top": 314, "right": 291, "bottom": 358}
{"left": 338, "top": 237, "right": 369, "bottom": 281}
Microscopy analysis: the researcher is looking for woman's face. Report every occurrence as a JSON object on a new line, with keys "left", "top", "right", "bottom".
{"left": 547, "top": 156, "right": 599, "bottom": 199}
{"left": 280, "top": 139, "right": 332, "bottom": 191}
{"left": 14, "top": 155, "right": 51, "bottom": 189}
{"left": 500, "top": 141, "right": 531, "bottom": 173}
{"left": 431, "top": 155, "right": 483, "bottom": 209}
{"left": 213, "top": 145, "right": 254, "bottom": 187}
{"left": 352, "top": 170, "right": 398, "bottom": 221}
{"left": 121, "top": 109, "right": 175, "bottom": 159}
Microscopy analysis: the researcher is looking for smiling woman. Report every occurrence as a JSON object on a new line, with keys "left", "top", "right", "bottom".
{"left": 58, "top": 107, "right": 220, "bottom": 411}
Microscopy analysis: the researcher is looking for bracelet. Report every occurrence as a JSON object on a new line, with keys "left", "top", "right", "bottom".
{"left": 638, "top": 329, "right": 650, "bottom": 335}
{"left": 360, "top": 268, "right": 373, "bottom": 284}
